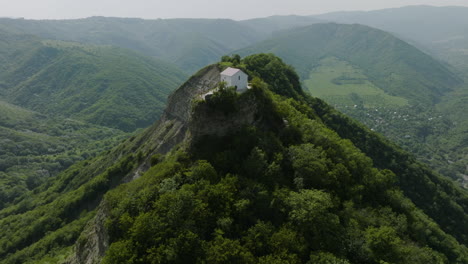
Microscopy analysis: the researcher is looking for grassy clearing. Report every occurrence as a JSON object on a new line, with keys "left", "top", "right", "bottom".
{"left": 303, "top": 57, "right": 408, "bottom": 107}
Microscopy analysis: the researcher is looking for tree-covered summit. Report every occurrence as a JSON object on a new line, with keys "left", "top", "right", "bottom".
{"left": 99, "top": 54, "right": 468, "bottom": 264}
{"left": 0, "top": 54, "right": 466, "bottom": 264}
{"left": 220, "top": 53, "right": 303, "bottom": 99}
{"left": 238, "top": 23, "right": 462, "bottom": 105}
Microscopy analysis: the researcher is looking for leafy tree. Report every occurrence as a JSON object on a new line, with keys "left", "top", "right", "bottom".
{"left": 243, "top": 53, "right": 303, "bottom": 98}
{"left": 288, "top": 144, "right": 335, "bottom": 189}
{"left": 204, "top": 234, "right": 255, "bottom": 264}
{"left": 206, "top": 81, "right": 239, "bottom": 114}
{"left": 307, "top": 252, "right": 350, "bottom": 264}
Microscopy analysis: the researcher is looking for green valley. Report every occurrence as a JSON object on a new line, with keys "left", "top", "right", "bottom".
{"left": 238, "top": 23, "right": 461, "bottom": 105}
{"left": 315, "top": 5, "right": 468, "bottom": 73}
{"left": 0, "top": 99, "right": 127, "bottom": 210}
{"left": 303, "top": 57, "right": 408, "bottom": 107}
{"left": 0, "top": 28, "right": 188, "bottom": 211}
{"left": 0, "top": 7, "right": 467, "bottom": 263}
{"left": 0, "top": 31, "right": 187, "bottom": 131}
{"left": 237, "top": 23, "right": 467, "bottom": 186}
{"left": 0, "top": 54, "right": 466, "bottom": 264}
{"left": 0, "top": 17, "right": 263, "bottom": 73}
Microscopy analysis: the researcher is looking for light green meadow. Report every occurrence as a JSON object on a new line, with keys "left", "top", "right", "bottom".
{"left": 304, "top": 57, "right": 408, "bottom": 107}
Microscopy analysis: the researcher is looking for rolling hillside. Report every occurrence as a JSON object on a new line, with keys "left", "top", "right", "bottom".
{"left": 3, "top": 6, "right": 468, "bottom": 75}
{"left": 0, "top": 28, "right": 187, "bottom": 131}
{"left": 240, "top": 15, "right": 323, "bottom": 36}
{"left": 238, "top": 23, "right": 462, "bottom": 106}
{"left": 0, "top": 29, "right": 187, "bottom": 208}
{"left": 237, "top": 23, "right": 467, "bottom": 186}
{"left": 0, "top": 99, "right": 126, "bottom": 210}
{"left": 0, "top": 17, "right": 263, "bottom": 73}
{"left": 0, "top": 12, "right": 466, "bottom": 263}
{"left": 315, "top": 5, "right": 468, "bottom": 73}
{"left": 0, "top": 54, "right": 466, "bottom": 264}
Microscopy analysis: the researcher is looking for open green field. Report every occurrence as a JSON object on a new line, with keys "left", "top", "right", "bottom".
{"left": 304, "top": 57, "right": 408, "bottom": 107}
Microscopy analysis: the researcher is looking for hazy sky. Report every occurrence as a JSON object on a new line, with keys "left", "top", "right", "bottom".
{"left": 1, "top": 0, "right": 468, "bottom": 20}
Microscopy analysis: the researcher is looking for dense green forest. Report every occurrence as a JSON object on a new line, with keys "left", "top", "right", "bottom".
{"left": 315, "top": 5, "right": 468, "bottom": 73}
{"left": 3, "top": 5, "right": 468, "bottom": 74}
{"left": 239, "top": 15, "right": 323, "bottom": 36}
{"left": 0, "top": 17, "right": 263, "bottom": 73}
{"left": 236, "top": 23, "right": 468, "bottom": 187}
{"left": 0, "top": 99, "right": 126, "bottom": 210}
{"left": 0, "top": 9, "right": 467, "bottom": 262}
{"left": 310, "top": 7, "right": 468, "bottom": 183}
{"left": 238, "top": 23, "right": 461, "bottom": 105}
{"left": 101, "top": 54, "right": 468, "bottom": 264}
{"left": 0, "top": 28, "right": 187, "bottom": 131}
{"left": 0, "top": 54, "right": 466, "bottom": 264}
{"left": 0, "top": 28, "right": 187, "bottom": 213}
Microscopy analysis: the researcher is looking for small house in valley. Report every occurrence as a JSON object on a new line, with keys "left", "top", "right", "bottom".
{"left": 220, "top": 67, "right": 248, "bottom": 91}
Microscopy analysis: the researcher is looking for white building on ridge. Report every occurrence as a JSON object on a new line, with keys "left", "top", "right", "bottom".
{"left": 220, "top": 67, "right": 248, "bottom": 91}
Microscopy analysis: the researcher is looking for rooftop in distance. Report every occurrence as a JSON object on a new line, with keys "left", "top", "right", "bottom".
{"left": 220, "top": 67, "right": 242, "bottom": 76}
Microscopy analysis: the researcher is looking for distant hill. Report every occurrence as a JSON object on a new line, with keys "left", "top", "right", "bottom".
{"left": 0, "top": 29, "right": 187, "bottom": 131}
{"left": 315, "top": 5, "right": 468, "bottom": 73}
{"left": 0, "top": 28, "right": 186, "bottom": 215}
{"left": 238, "top": 23, "right": 462, "bottom": 106}
{"left": 237, "top": 23, "right": 468, "bottom": 186}
{"left": 3, "top": 7, "right": 468, "bottom": 74}
{"left": 240, "top": 15, "right": 323, "bottom": 36}
{"left": 0, "top": 17, "right": 263, "bottom": 73}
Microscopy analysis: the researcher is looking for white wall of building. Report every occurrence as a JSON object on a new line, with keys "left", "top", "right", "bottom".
{"left": 221, "top": 71, "right": 248, "bottom": 91}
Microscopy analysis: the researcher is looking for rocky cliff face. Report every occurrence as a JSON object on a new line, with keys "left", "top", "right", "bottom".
{"left": 189, "top": 91, "right": 259, "bottom": 139}
{"left": 163, "top": 64, "right": 222, "bottom": 123}
{"left": 67, "top": 64, "right": 223, "bottom": 264}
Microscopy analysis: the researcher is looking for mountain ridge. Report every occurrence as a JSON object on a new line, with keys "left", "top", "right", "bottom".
{"left": 238, "top": 23, "right": 462, "bottom": 105}
{"left": 314, "top": 5, "right": 468, "bottom": 73}
{"left": 0, "top": 29, "right": 187, "bottom": 131}
{"left": 0, "top": 54, "right": 466, "bottom": 264}
{"left": 0, "top": 12, "right": 467, "bottom": 263}
{"left": 0, "top": 17, "right": 264, "bottom": 73}
{"left": 236, "top": 23, "right": 468, "bottom": 185}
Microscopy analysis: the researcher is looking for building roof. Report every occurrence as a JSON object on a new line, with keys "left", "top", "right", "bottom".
{"left": 220, "top": 67, "right": 244, "bottom": 77}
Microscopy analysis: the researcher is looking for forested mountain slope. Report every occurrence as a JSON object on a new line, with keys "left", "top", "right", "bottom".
{"left": 314, "top": 5, "right": 468, "bottom": 73}
{"left": 0, "top": 54, "right": 466, "bottom": 264}
{"left": 238, "top": 23, "right": 462, "bottom": 105}
{"left": 0, "top": 17, "right": 262, "bottom": 73}
{"left": 0, "top": 99, "right": 126, "bottom": 210}
{"left": 312, "top": 7, "right": 468, "bottom": 181}
{"left": 237, "top": 23, "right": 468, "bottom": 186}
{"left": 0, "top": 28, "right": 187, "bottom": 214}
{"left": 3, "top": 6, "right": 468, "bottom": 75}
{"left": 240, "top": 15, "right": 323, "bottom": 36}
{"left": 74, "top": 54, "right": 468, "bottom": 264}
{"left": 0, "top": 28, "right": 187, "bottom": 131}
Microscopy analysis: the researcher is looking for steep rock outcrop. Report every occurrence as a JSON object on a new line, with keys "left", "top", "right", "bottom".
{"left": 189, "top": 92, "right": 259, "bottom": 139}
{"left": 67, "top": 64, "right": 222, "bottom": 264}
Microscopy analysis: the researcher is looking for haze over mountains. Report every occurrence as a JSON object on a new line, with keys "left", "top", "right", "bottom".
{"left": 0, "top": 4, "right": 467, "bottom": 264}
{"left": 238, "top": 23, "right": 462, "bottom": 105}
{"left": 0, "top": 28, "right": 187, "bottom": 131}
{"left": 236, "top": 22, "right": 468, "bottom": 184}
{"left": 316, "top": 5, "right": 468, "bottom": 72}
{"left": 1, "top": 53, "right": 467, "bottom": 264}
{"left": 3, "top": 5, "right": 468, "bottom": 74}
{"left": 0, "top": 6, "right": 466, "bottom": 193}
{"left": 0, "top": 18, "right": 263, "bottom": 73}
{"left": 0, "top": 27, "right": 186, "bottom": 210}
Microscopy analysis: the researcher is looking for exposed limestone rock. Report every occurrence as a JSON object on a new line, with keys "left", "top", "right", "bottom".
{"left": 66, "top": 64, "right": 222, "bottom": 264}
{"left": 189, "top": 91, "right": 259, "bottom": 140}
